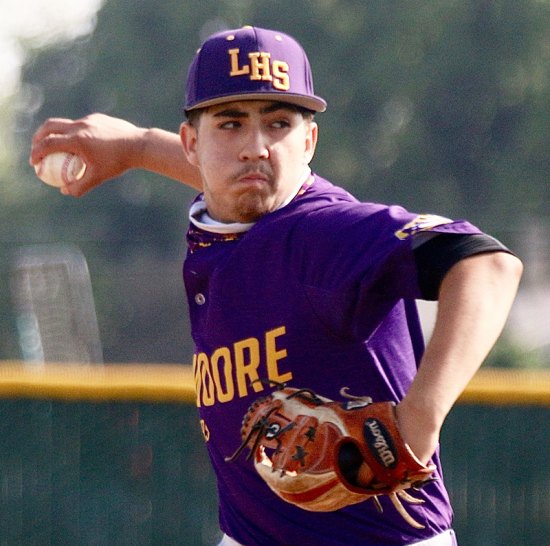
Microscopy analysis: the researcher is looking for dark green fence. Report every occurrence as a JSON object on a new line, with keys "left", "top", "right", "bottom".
{"left": 0, "top": 400, "right": 548, "bottom": 546}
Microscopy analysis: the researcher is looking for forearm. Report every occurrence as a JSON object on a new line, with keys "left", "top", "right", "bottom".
{"left": 398, "top": 251, "right": 523, "bottom": 461}
{"left": 137, "top": 127, "right": 202, "bottom": 190}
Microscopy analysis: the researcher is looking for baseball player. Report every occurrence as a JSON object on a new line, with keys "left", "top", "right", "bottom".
{"left": 31, "top": 26, "right": 522, "bottom": 546}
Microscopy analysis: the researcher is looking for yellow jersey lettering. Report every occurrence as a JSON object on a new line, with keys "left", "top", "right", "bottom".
{"left": 272, "top": 61, "right": 290, "bottom": 91}
{"left": 192, "top": 353, "right": 202, "bottom": 407}
{"left": 199, "top": 352, "right": 216, "bottom": 407}
{"left": 211, "top": 347, "right": 235, "bottom": 403}
{"left": 199, "top": 419, "right": 210, "bottom": 441}
{"left": 265, "top": 326, "right": 292, "bottom": 383}
{"left": 228, "top": 48, "right": 250, "bottom": 76}
{"left": 193, "top": 326, "right": 292, "bottom": 405}
{"left": 234, "top": 337, "right": 262, "bottom": 397}
{"left": 249, "top": 52, "right": 272, "bottom": 81}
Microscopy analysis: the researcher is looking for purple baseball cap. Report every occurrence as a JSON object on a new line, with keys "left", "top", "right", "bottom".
{"left": 184, "top": 26, "right": 327, "bottom": 113}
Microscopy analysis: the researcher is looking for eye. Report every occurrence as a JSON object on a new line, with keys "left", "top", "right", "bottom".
{"left": 218, "top": 120, "right": 241, "bottom": 129}
{"left": 270, "top": 119, "right": 291, "bottom": 129}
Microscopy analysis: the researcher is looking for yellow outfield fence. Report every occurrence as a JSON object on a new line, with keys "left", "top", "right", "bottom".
{"left": 0, "top": 361, "right": 196, "bottom": 403}
{"left": 0, "top": 361, "right": 549, "bottom": 405}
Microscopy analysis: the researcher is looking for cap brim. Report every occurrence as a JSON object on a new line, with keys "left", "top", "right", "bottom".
{"left": 185, "top": 92, "right": 327, "bottom": 113}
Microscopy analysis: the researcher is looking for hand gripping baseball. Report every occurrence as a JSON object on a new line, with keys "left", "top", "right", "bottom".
{"left": 226, "top": 385, "right": 436, "bottom": 529}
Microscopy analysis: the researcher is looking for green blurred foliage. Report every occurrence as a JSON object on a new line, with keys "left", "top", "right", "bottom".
{"left": 484, "top": 338, "right": 545, "bottom": 368}
{"left": 1, "top": 0, "right": 549, "bottom": 362}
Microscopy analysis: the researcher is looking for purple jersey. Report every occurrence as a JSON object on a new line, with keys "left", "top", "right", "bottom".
{"left": 184, "top": 175, "right": 481, "bottom": 545}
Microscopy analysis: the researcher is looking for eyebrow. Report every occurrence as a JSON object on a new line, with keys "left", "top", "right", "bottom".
{"left": 213, "top": 108, "right": 248, "bottom": 119}
{"left": 212, "top": 102, "right": 293, "bottom": 118}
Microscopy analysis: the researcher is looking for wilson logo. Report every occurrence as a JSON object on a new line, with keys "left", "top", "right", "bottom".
{"left": 363, "top": 418, "right": 397, "bottom": 468}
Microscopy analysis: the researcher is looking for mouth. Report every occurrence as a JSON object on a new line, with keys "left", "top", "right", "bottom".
{"left": 236, "top": 167, "right": 273, "bottom": 185}
{"left": 238, "top": 172, "right": 270, "bottom": 185}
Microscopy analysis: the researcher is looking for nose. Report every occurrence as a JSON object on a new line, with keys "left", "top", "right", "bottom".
{"left": 239, "top": 129, "right": 270, "bottom": 162}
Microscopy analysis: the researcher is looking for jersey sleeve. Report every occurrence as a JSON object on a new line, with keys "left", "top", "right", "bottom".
{"left": 293, "top": 203, "right": 485, "bottom": 340}
{"left": 413, "top": 233, "right": 514, "bottom": 300}
{"left": 296, "top": 204, "right": 482, "bottom": 296}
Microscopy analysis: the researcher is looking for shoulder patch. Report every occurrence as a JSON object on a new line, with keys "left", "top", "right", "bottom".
{"left": 394, "top": 214, "right": 453, "bottom": 240}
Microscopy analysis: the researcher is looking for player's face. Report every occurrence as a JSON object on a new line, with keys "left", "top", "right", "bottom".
{"left": 180, "top": 100, "right": 318, "bottom": 223}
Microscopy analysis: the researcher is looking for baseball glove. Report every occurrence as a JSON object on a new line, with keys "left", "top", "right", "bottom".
{"left": 225, "top": 385, "right": 436, "bottom": 529}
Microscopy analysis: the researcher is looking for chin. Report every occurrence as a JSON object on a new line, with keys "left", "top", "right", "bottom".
{"left": 235, "top": 210, "right": 267, "bottom": 223}
{"left": 234, "top": 195, "right": 276, "bottom": 223}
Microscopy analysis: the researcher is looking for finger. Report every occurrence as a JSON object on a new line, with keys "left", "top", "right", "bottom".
{"left": 357, "top": 462, "right": 375, "bottom": 487}
{"left": 63, "top": 164, "right": 106, "bottom": 198}
{"left": 60, "top": 182, "right": 88, "bottom": 198}
{"left": 62, "top": 175, "right": 91, "bottom": 198}
{"left": 61, "top": 180, "right": 88, "bottom": 198}
{"left": 31, "top": 117, "right": 77, "bottom": 145}
{"left": 30, "top": 117, "right": 92, "bottom": 165}
{"left": 30, "top": 132, "right": 75, "bottom": 165}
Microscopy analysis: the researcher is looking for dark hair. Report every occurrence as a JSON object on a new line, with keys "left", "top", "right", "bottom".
{"left": 185, "top": 108, "right": 204, "bottom": 127}
{"left": 185, "top": 102, "right": 315, "bottom": 127}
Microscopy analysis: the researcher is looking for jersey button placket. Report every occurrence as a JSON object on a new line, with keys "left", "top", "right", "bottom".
{"left": 195, "top": 293, "right": 206, "bottom": 305}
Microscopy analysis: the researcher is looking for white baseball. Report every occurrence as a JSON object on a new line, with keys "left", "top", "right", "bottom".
{"left": 34, "top": 152, "right": 87, "bottom": 188}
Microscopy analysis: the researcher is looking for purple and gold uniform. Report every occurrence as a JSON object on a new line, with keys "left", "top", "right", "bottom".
{"left": 185, "top": 175, "right": 488, "bottom": 545}
{"left": 179, "top": 25, "right": 512, "bottom": 546}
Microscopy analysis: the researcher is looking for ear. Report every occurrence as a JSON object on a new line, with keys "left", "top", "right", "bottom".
{"left": 179, "top": 122, "right": 200, "bottom": 167}
{"left": 304, "top": 121, "right": 318, "bottom": 165}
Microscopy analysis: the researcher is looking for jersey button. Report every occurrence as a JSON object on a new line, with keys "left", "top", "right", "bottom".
{"left": 195, "top": 293, "right": 206, "bottom": 305}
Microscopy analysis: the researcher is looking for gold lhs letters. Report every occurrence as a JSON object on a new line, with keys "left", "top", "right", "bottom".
{"left": 228, "top": 48, "right": 290, "bottom": 91}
